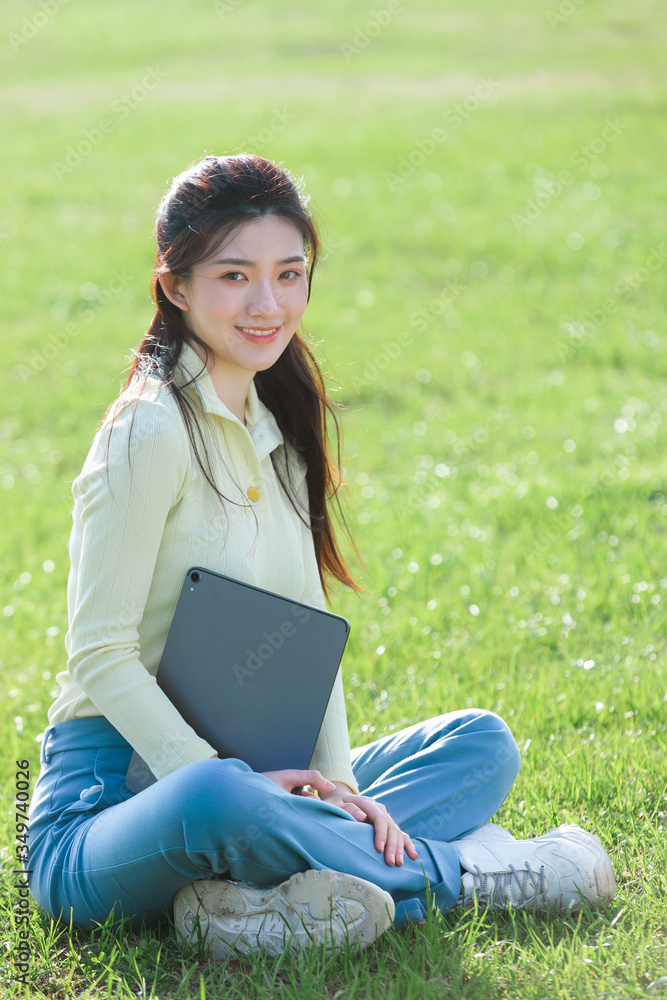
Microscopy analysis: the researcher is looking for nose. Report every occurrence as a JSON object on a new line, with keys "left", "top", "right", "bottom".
{"left": 247, "top": 278, "right": 282, "bottom": 319}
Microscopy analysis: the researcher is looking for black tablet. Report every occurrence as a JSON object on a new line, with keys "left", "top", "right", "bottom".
{"left": 125, "top": 566, "right": 350, "bottom": 792}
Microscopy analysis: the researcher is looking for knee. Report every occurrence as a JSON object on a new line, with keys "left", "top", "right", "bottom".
{"left": 168, "top": 754, "right": 250, "bottom": 789}
{"left": 163, "top": 757, "right": 288, "bottom": 837}
{"left": 161, "top": 757, "right": 256, "bottom": 822}
{"left": 432, "top": 708, "right": 521, "bottom": 785}
{"left": 467, "top": 710, "right": 521, "bottom": 786}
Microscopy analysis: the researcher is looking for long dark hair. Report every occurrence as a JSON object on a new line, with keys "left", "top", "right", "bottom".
{"left": 99, "top": 153, "right": 366, "bottom": 603}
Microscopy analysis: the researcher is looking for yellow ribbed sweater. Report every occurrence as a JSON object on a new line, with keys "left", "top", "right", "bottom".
{"left": 48, "top": 341, "right": 359, "bottom": 792}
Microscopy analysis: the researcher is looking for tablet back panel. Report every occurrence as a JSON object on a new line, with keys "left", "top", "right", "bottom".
{"left": 126, "top": 566, "right": 350, "bottom": 791}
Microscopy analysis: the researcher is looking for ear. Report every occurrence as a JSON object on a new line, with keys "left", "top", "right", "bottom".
{"left": 159, "top": 271, "right": 190, "bottom": 312}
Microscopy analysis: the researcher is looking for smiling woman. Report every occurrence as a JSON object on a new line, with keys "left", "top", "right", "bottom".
{"left": 107, "top": 154, "right": 360, "bottom": 599}
{"left": 159, "top": 214, "right": 310, "bottom": 424}
{"left": 24, "top": 153, "right": 614, "bottom": 964}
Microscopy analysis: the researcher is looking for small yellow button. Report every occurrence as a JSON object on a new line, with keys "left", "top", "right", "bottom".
{"left": 247, "top": 486, "right": 260, "bottom": 502}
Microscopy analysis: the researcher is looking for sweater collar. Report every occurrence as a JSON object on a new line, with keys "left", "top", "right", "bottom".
{"left": 172, "top": 340, "right": 284, "bottom": 462}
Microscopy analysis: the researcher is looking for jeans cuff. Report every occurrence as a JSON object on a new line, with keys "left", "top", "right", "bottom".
{"left": 393, "top": 896, "right": 427, "bottom": 927}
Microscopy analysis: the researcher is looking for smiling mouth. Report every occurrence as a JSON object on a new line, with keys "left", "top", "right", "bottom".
{"left": 236, "top": 325, "right": 281, "bottom": 339}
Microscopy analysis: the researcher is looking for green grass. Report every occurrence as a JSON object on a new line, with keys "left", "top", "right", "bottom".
{"left": 1, "top": 0, "right": 666, "bottom": 996}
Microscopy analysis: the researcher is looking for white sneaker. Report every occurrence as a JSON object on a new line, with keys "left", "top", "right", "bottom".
{"left": 457, "top": 820, "right": 592, "bottom": 845}
{"left": 173, "top": 869, "right": 396, "bottom": 958}
{"left": 454, "top": 822, "right": 516, "bottom": 843}
{"left": 534, "top": 822, "right": 602, "bottom": 844}
{"left": 455, "top": 826, "right": 615, "bottom": 913}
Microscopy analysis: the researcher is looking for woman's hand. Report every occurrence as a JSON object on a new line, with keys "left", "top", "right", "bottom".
{"left": 320, "top": 783, "right": 419, "bottom": 867}
{"left": 259, "top": 768, "right": 336, "bottom": 798}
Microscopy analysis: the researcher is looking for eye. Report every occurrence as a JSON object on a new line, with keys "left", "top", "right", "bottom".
{"left": 220, "top": 270, "right": 303, "bottom": 281}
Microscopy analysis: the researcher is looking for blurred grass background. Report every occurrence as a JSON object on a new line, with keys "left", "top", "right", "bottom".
{"left": 0, "top": 0, "right": 666, "bottom": 997}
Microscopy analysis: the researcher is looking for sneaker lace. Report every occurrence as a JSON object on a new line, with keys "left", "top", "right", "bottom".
{"left": 471, "top": 863, "right": 548, "bottom": 909}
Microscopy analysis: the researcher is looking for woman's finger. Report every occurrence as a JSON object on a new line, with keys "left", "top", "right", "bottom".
{"left": 373, "top": 812, "right": 390, "bottom": 854}
{"left": 298, "top": 770, "right": 336, "bottom": 794}
{"left": 259, "top": 769, "right": 336, "bottom": 795}
{"left": 393, "top": 830, "right": 419, "bottom": 864}
{"left": 342, "top": 802, "right": 368, "bottom": 822}
{"left": 350, "top": 797, "right": 419, "bottom": 867}
{"left": 392, "top": 825, "right": 404, "bottom": 866}
{"left": 383, "top": 819, "right": 403, "bottom": 866}
{"left": 404, "top": 834, "right": 419, "bottom": 860}
{"left": 360, "top": 801, "right": 399, "bottom": 863}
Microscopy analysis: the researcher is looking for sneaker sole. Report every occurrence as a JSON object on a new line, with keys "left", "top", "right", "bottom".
{"left": 174, "top": 869, "right": 396, "bottom": 958}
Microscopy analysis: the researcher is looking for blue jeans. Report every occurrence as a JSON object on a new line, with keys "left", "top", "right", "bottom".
{"left": 26, "top": 710, "right": 520, "bottom": 930}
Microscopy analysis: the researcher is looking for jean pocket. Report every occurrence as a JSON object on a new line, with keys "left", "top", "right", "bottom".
{"left": 92, "top": 746, "right": 135, "bottom": 809}
{"left": 52, "top": 746, "right": 135, "bottom": 826}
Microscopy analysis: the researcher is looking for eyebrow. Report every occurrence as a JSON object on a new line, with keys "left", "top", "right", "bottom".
{"left": 210, "top": 255, "right": 307, "bottom": 266}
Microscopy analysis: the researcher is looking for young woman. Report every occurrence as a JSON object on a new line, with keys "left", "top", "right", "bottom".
{"left": 27, "top": 154, "right": 615, "bottom": 959}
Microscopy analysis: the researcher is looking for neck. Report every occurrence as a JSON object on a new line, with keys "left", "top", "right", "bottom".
{"left": 208, "top": 370, "right": 251, "bottom": 426}
{"left": 186, "top": 340, "right": 252, "bottom": 426}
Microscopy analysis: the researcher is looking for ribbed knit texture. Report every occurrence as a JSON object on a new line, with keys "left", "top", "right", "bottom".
{"left": 48, "top": 341, "right": 359, "bottom": 791}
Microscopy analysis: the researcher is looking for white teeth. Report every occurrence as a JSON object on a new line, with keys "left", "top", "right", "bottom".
{"left": 239, "top": 326, "right": 279, "bottom": 336}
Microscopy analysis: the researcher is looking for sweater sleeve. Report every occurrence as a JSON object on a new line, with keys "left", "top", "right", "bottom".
{"left": 64, "top": 395, "right": 217, "bottom": 779}
{"left": 294, "top": 471, "right": 359, "bottom": 794}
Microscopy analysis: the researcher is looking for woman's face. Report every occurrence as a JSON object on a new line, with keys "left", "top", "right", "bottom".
{"left": 169, "top": 214, "right": 309, "bottom": 385}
